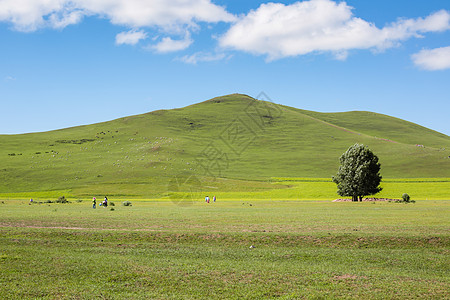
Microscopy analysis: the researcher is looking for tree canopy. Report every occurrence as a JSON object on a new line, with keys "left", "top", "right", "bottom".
{"left": 332, "top": 143, "right": 382, "bottom": 202}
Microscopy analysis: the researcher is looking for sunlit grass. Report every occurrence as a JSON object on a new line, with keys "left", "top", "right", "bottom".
{"left": 0, "top": 199, "right": 448, "bottom": 299}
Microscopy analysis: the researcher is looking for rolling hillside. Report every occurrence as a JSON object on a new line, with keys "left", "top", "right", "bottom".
{"left": 1, "top": 94, "right": 449, "bottom": 198}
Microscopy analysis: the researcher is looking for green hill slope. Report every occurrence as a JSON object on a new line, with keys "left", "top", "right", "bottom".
{"left": 1, "top": 94, "right": 449, "bottom": 198}
{"left": 295, "top": 109, "right": 449, "bottom": 148}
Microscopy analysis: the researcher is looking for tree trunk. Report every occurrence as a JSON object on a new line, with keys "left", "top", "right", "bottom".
{"left": 352, "top": 195, "right": 358, "bottom": 202}
{"left": 359, "top": 196, "right": 363, "bottom": 202}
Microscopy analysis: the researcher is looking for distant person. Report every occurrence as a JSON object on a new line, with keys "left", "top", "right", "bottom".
{"left": 205, "top": 196, "right": 210, "bottom": 203}
{"left": 213, "top": 196, "right": 216, "bottom": 203}
{"left": 92, "top": 197, "right": 96, "bottom": 209}
{"left": 30, "top": 198, "right": 33, "bottom": 203}
{"left": 103, "top": 196, "right": 108, "bottom": 207}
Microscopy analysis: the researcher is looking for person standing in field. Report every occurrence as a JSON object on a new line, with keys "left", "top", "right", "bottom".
{"left": 92, "top": 197, "right": 96, "bottom": 209}
{"left": 213, "top": 196, "right": 216, "bottom": 202}
{"left": 103, "top": 196, "right": 108, "bottom": 207}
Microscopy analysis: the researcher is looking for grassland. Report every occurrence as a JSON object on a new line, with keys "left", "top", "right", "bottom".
{"left": 1, "top": 94, "right": 448, "bottom": 298}
{"left": 0, "top": 199, "right": 448, "bottom": 299}
{"left": 1, "top": 178, "right": 447, "bottom": 202}
{"left": 0, "top": 94, "right": 449, "bottom": 198}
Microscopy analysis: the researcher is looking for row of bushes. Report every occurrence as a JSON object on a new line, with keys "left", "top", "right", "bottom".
{"left": 393, "top": 193, "right": 415, "bottom": 203}
{"left": 30, "top": 196, "right": 133, "bottom": 207}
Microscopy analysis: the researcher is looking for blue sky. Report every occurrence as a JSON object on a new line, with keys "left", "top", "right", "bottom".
{"left": 1, "top": 0, "right": 449, "bottom": 135}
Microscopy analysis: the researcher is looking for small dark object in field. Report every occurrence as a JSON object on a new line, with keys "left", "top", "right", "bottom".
{"left": 394, "top": 193, "right": 415, "bottom": 203}
{"left": 56, "top": 196, "right": 69, "bottom": 203}
{"left": 56, "top": 139, "right": 95, "bottom": 144}
{"left": 402, "top": 193, "right": 410, "bottom": 202}
{"left": 122, "top": 201, "right": 132, "bottom": 206}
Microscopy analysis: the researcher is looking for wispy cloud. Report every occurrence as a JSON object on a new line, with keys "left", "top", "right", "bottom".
{"left": 178, "top": 52, "right": 231, "bottom": 64}
{"left": 219, "top": 0, "right": 450, "bottom": 61}
{"left": 115, "top": 30, "right": 147, "bottom": 45}
{"left": 4, "top": 76, "right": 16, "bottom": 81}
{"left": 412, "top": 46, "right": 450, "bottom": 71}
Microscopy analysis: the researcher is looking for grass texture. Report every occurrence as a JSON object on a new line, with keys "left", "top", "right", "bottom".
{"left": 0, "top": 199, "right": 448, "bottom": 299}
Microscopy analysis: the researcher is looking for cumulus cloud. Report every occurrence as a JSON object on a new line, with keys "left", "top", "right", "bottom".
{"left": 412, "top": 46, "right": 450, "bottom": 71}
{"left": 116, "top": 30, "right": 148, "bottom": 45}
{"left": 0, "top": 0, "right": 235, "bottom": 32}
{"left": 153, "top": 35, "right": 193, "bottom": 53}
{"left": 178, "top": 52, "right": 230, "bottom": 64}
{"left": 219, "top": 0, "right": 450, "bottom": 60}
{"left": 0, "top": 0, "right": 65, "bottom": 31}
{"left": 47, "top": 8, "right": 85, "bottom": 29}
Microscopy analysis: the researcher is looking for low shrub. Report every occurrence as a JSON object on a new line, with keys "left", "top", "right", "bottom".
{"left": 402, "top": 193, "right": 411, "bottom": 202}
{"left": 56, "top": 196, "right": 69, "bottom": 204}
{"left": 122, "top": 201, "right": 132, "bottom": 207}
{"left": 109, "top": 202, "right": 115, "bottom": 206}
{"left": 393, "top": 193, "right": 415, "bottom": 203}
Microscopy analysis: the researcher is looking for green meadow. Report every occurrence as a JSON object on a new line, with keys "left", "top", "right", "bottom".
{"left": 1, "top": 178, "right": 448, "bottom": 201}
{"left": 1, "top": 94, "right": 449, "bottom": 199}
{"left": 1, "top": 200, "right": 448, "bottom": 299}
{"left": 1, "top": 94, "right": 449, "bottom": 298}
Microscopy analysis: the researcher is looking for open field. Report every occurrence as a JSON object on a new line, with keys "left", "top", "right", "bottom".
{"left": 196, "top": 178, "right": 450, "bottom": 201}
{"left": 1, "top": 178, "right": 448, "bottom": 201}
{"left": 1, "top": 95, "right": 449, "bottom": 298}
{"left": 1, "top": 199, "right": 449, "bottom": 299}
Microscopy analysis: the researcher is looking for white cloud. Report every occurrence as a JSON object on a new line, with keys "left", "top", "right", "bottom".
{"left": 48, "top": 9, "right": 85, "bottom": 29}
{"left": 412, "top": 46, "right": 450, "bottom": 71}
{"left": 153, "top": 35, "right": 193, "bottom": 53}
{"left": 116, "top": 30, "right": 147, "bottom": 45}
{"left": 219, "top": 0, "right": 450, "bottom": 60}
{"left": 179, "top": 52, "right": 229, "bottom": 64}
{"left": 411, "top": 9, "right": 450, "bottom": 33}
{"left": 76, "top": 0, "right": 236, "bottom": 31}
{"left": 0, "top": 0, "right": 65, "bottom": 31}
{"left": 0, "top": 0, "right": 235, "bottom": 32}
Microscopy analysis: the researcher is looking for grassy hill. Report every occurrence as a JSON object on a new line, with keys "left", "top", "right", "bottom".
{"left": 1, "top": 94, "right": 449, "bottom": 198}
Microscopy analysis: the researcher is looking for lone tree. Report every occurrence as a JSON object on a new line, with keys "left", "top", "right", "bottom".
{"left": 332, "top": 143, "right": 382, "bottom": 202}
